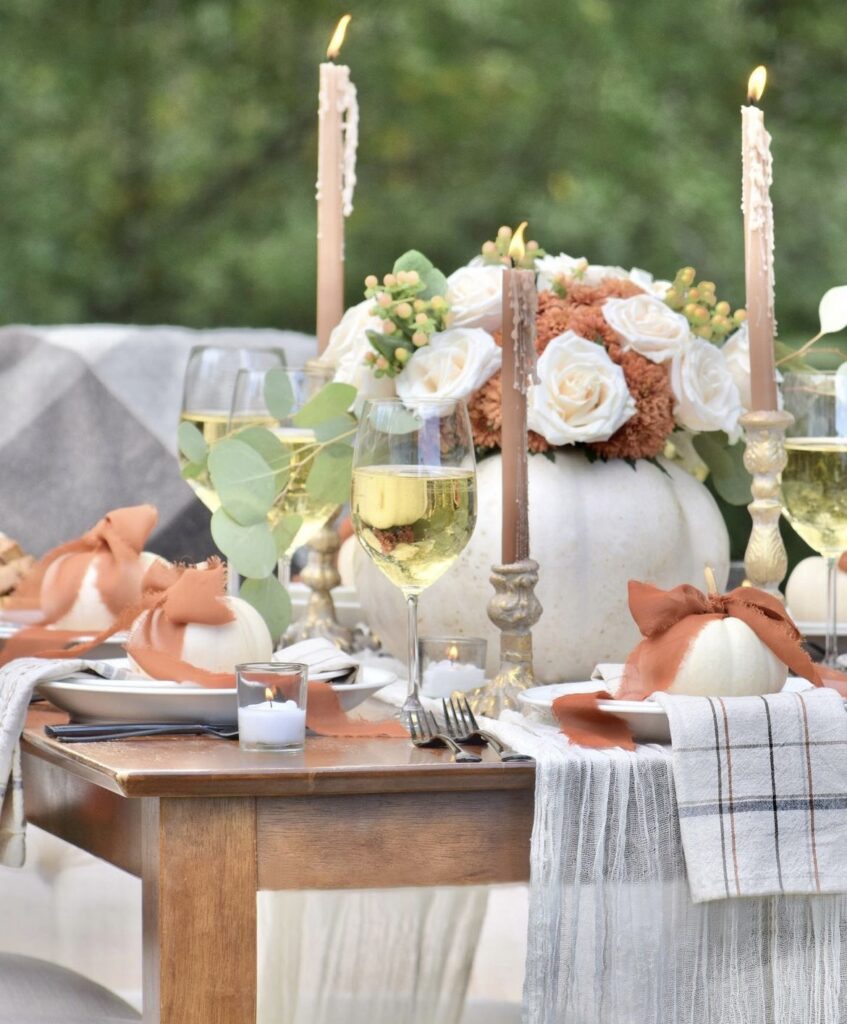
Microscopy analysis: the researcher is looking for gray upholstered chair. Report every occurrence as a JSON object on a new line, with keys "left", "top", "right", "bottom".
{"left": 0, "top": 953, "right": 139, "bottom": 1022}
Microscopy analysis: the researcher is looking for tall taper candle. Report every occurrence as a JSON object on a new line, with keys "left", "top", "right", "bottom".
{"left": 741, "top": 65, "right": 778, "bottom": 411}
{"left": 316, "top": 15, "right": 358, "bottom": 354}
{"left": 500, "top": 223, "right": 538, "bottom": 564}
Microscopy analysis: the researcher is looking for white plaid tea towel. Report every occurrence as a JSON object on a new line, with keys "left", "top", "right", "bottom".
{"left": 654, "top": 687, "right": 847, "bottom": 902}
{"left": 0, "top": 658, "right": 85, "bottom": 866}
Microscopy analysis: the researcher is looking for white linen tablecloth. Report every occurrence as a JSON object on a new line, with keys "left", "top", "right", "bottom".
{"left": 485, "top": 711, "right": 847, "bottom": 1024}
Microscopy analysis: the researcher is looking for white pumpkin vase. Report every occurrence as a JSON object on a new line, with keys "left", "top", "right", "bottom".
{"left": 354, "top": 451, "right": 730, "bottom": 682}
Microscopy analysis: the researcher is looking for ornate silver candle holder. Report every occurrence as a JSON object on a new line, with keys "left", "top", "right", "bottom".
{"left": 740, "top": 408, "right": 795, "bottom": 598}
{"left": 465, "top": 559, "right": 543, "bottom": 718}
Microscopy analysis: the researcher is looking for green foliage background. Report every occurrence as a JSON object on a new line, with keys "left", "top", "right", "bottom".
{"left": 1, "top": 0, "right": 845, "bottom": 351}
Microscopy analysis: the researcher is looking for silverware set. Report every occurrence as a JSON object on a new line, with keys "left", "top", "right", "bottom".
{"left": 408, "top": 696, "right": 532, "bottom": 763}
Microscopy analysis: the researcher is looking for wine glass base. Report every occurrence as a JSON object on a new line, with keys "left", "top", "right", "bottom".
{"left": 401, "top": 692, "right": 425, "bottom": 720}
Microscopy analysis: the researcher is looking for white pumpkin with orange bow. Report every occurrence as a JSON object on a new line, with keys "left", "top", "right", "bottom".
{"left": 127, "top": 561, "right": 272, "bottom": 683}
{"left": 5, "top": 504, "right": 161, "bottom": 632}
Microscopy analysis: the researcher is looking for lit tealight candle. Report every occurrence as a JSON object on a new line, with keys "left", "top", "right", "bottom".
{"left": 422, "top": 644, "right": 486, "bottom": 699}
{"left": 238, "top": 687, "right": 306, "bottom": 752}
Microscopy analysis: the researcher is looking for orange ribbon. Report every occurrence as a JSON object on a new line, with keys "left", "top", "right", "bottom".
{"left": 840, "top": 552, "right": 847, "bottom": 573}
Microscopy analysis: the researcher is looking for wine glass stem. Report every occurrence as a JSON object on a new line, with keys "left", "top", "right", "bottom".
{"left": 404, "top": 593, "right": 423, "bottom": 713}
{"left": 824, "top": 555, "right": 839, "bottom": 668}
{"left": 277, "top": 557, "right": 292, "bottom": 589}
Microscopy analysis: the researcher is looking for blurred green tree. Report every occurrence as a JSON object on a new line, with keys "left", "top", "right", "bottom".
{"left": 0, "top": 0, "right": 844, "bottom": 356}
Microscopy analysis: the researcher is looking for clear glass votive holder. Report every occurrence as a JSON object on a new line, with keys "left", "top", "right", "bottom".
{"left": 236, "top": 662, "right": 308, "bottom": 753}
{"left": 419, "top": 637, "right": 487, "bottom": 699}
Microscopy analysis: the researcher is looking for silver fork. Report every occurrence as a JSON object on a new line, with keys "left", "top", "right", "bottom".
{"left": 408, "top": 708, "right": 482, "bottom": 763}
{"left": 441, "top": 697, "right": 534, "bottom": 762}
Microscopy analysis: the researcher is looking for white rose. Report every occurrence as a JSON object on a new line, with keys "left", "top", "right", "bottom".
{"left": 719, "top": 321, "right": 783, "bottom": 414}
{"left": 721, "top": 322, "right": 752, "bottom": 410}
{"left": 671, "top": 337, "right": 743, "bottom": 441}
{"left": 446, "top": 265, "right": 503, "bottom": 332}
{"left": 535, "top": 253, "right": 630, "bottom": 291}
{"left": 602, "top": 294, "right": 691, "bottom": 363}
{"left": 395, "top": 327, "right": 501, "bottom": 405}
{"left": 628, "top": 266, "right": 672, "bottom": 299}
{"left": 316, "top": 299, "right": 381, "bottom": 382}
{"left": 535, "top": 253, "right": 590, "bottom": 291}
{"left": 527, "top": 331, "right": 636, "bottom": 446}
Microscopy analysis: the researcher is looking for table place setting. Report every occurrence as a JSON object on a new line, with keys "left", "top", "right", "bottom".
{"left": 3, "top": 17, "right": 847, "bottom": 1024}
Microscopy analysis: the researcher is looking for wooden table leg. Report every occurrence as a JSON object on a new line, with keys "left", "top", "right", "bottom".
{"left": 142, "top": 796, "right": 258, "bottom": 1024}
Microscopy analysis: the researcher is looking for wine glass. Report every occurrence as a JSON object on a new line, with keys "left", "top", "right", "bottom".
{"left": 351, "top": 398, "right": 478, "bottom": 715}
{"left": 229, "top": 366, "right": 339, "bottom": 585}
{"left": 178, "top": 345, "right": 287, "bottom": 513}
{"left": 781, "top": 369, "right": 847, "bottom": 666}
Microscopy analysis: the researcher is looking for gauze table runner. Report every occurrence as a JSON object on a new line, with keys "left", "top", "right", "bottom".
{"left": 486, "top": 712, "right": 847, "bottom": 1024}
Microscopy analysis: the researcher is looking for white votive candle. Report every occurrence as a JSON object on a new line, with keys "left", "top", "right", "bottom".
{"left": 238, "top": 699, "right": 306, "bottom": 751}
{"left": 422, "top": 660, "right": 486, "bottom": 700}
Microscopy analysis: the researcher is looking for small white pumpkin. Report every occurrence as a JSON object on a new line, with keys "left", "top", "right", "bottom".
{"left": 46, "top": 551, "right": 165, "bottom": 632}
{"left": 785, "top": 556, "right": 847, "bottom": 625}
{"left": 667, "top": 617, "right": 788, "bottom": 698}
{"left": 128, "top": 596, "right": 273, "bottom": 677}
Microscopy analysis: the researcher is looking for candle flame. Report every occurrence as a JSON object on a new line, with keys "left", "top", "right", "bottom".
{"left": 447, "top": 644, "right": 459, "bottom": 661}
{"left": 508, "top": 221, "right": 528, "bottom": 264}
{"left": 326, "top": 14, "right": 352, "bottom": 59}
{"left": 747, "top": 65, "right": 767, "bottom": 103}
{"left": 264, "top": 687, "right": 275, "bottom": 702}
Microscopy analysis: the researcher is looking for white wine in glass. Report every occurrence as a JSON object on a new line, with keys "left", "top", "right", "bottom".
{"left": 351, "top": 398, "right": 477, "bottom": 715}
{"left": 178, "top": 346, "right": 286, "bottom": 513}
{"left": 781, "top": 371, "right": 847, "bottom": 666}
{"left": 229, "top": 367, "right": 341, "bottom": 582}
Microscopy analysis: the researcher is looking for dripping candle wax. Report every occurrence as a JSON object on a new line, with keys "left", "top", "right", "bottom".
{"left": 500, "top": 222, "right": 538, "bottom": 564}
{"left": 741, "top": 65, "right": 778, "bottom": 411}
{"left": 316, "top": 15, "right": 359, "bottom": 353}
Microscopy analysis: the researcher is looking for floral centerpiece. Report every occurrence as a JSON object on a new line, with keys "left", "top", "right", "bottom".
{"left": 320, "top": 229, "right": 755, "bottom": 680}
{"left": 319, "top": 228, "right": 753, "bottom": 493}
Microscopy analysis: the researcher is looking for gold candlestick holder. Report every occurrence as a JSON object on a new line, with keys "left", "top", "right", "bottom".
{"left": 283, "top": 510, "right": 353, "bottom": 651}
{"left": 465, "top": 559, "right": 543, "bottom": 718}
{"left": 740, "top": 408, "right": 795, "bottom": 598}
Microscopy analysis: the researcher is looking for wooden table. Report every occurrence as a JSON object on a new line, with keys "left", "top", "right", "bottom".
{"left": 22, "top": 706, "right": 535, "bottom": 1024}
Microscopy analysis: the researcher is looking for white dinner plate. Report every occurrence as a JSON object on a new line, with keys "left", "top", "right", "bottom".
{"left": 518, "top": 677, "right": 814, "bottom": 745}
{"left": 37, "top": 663, "right": 397, "bottom": 726}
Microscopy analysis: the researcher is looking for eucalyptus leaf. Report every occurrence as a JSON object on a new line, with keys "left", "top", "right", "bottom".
{"left": 692, "top": 431, "right": 752, "bottom": 506}
{"left": 180, "top": 460, "right": 206, "bottom": 481}
{"left": 392, "top": 250, "right": 448, "bottom": 299}
{"left": 273, "top": 514, "right": 303, "bottom": 559}
{"left": 177, "top": 421, "right": 208, "bottom": 464}
{"left": 306, "top": 443, "right": 354, "bottom": 504}
{"left": 210, "top": 509, "right": 278, "bottom": 578}
{"left": 313, "top": 413, "right": 357, "bottom": 445}
{"left": 264, "top": 367, "right": 295, "bottom": 420}
{"left": 239, "top": 575, "right": 292, "bottom": 642}
{"left": 292, "top": 382, "right": 356, "bottom": 427}
{"left": 818, "top": 285, "right": 847, "bottom": 336}
{"left": 208, "top": 438, "right": 276, "bottom": 526}
{"left": 233, "top": 425, "right": 291, "bottom": 492}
